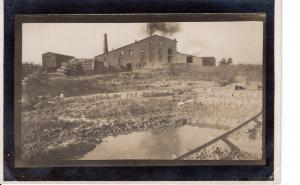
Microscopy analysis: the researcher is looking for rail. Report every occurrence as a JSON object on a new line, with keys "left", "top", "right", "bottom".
{"left": 175, "top": 111, "right": 263, "bottom": 160}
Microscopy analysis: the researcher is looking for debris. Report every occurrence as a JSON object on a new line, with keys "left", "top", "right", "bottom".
{"left": 60, "top": 93, "right": 65, "bottom": 98}
{"left": 234, "top": 85, "right": 246, "bottom": 90}
{"left": 177, "top": 101, "right": 185, "bottom": 107}
{"left": 33, "top": 101, "right": 49, "bottom": 109}
{"left": 217, "top": 79, "right": 231, "bottom": 86}
{"left": 185, "top": 99, "right": 196, "bottom": 104}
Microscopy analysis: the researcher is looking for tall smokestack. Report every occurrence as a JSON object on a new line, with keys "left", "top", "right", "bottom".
{"left": 103, "top": 33, "right": 108, "bottom": 53}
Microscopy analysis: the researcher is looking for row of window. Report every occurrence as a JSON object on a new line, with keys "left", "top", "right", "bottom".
{"left": 119, "top": 48, "right": 173, "bottom": 56}
{"left": 149, "top": 40, "right": 162, "bottom": 45}
{"left": 135, "top": 62, "right": 146, "bottom": 68}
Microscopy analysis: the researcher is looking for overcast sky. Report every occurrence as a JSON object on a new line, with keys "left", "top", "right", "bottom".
{"left": 22, "top": 22, "right": 263, "bottom": 65}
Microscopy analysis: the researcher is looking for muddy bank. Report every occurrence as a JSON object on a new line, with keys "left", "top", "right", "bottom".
{"left": 21, "top": 116, "right": 189, "bottom": 161}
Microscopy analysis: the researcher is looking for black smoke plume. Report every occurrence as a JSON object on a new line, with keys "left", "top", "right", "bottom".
{"left": 145, "top": 22, "right": 180, "bottom": 36}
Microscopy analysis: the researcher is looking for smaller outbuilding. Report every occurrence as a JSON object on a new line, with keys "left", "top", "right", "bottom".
{"left": 201, "top": 57, "right": 216, "bottom": 66}
{"left": 42, "top": 52, "right": 75, "bottom": 72}
{"left": 176, "top": 52, "right": 216, "bottom": 66}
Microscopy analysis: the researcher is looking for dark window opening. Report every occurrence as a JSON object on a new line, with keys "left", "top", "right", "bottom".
{"left": 127, "top": 63, "right": 132, "bottom": 71}
{"left": 187, "top": 56, "right": 193, "bottom": 63}
{"left": 168, "top": 56, "right": 173, "bottom": 63}
{"left": 159, "top": 49, "right": 163, "bottom": 62}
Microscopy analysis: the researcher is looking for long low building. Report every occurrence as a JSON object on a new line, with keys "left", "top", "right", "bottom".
{"left": 42, "top": 52, "right": 75, "bottom": 72}
{"left": 177, "top": 52, "right": 204, "bottom": 64}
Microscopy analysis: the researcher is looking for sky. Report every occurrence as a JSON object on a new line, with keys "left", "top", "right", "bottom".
{"left": 22, "top": 22, "right": 263, "bottom": 65}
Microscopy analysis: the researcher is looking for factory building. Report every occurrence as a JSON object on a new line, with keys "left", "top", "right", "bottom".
{"left": 94, "top": 34, "right": 215, "bottom": 71}
{"left": 41, "top": 34, "right": 216, "bottom": 75}
{"left": 94, "top": 34, "right": 177, "bottom": 71}
{"left": 42, "top": 52, "right": 75, "bottom": 72}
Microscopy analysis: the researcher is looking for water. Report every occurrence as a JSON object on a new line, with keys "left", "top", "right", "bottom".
{"left": 80, "top": 125, "right": 225, "bottom": 160}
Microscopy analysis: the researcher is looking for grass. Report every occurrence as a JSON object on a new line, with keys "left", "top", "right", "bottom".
{"left": 23, "top": 72, "right": 114, "bottom": 105}
{"left": 170, "top": 64, "right": 262, "bottom": 84}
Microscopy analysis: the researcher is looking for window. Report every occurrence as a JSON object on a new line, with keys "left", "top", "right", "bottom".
{"left": 159, "top": 49, "right": 163, "bottom": 62}
{"left": 118, "top": 58, "right": 123, "bottom": 66}
{"left": 150, "top": 49, "right": 154, "bottom": 62}
{"left": 140, "top": 49, "right": 145, "bottom": 62}
{"left": 159, "top": 40, "right": 162, "bottom": 45}
{"left": 104, "top": 60, "right": 109, "bottom": 67}
{"left": 120, "top": 51, "right": 124, "bottom": 56}
{"left": 129, "top": 50, "right": 133, "bottom": 56}
{"left": 168, "top": 56, "right": 173, "bottom": 63}
{"left": 150, "top": 40, "right": 153, "bottom": 45}
{"left": 168, "top": 48, "right": 173, "bottom": 55}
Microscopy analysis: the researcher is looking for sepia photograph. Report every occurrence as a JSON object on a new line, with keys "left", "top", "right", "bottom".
{"left": 2, "top": 0, "right": 280, "bottom": 181}
{"left": 17, "top": 18, "right": 265, "bottom": 165}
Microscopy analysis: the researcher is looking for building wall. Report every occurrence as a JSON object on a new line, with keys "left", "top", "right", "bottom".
{"left": 95, "top": 35, "right": 177, "bottom": 71}
{"left": 176, "top": 52, "right": 203, "bottom": 65}
{"left": 42, "top": 52, "right": 74, "bottom": 72}
{"left": 192, "top": 56, "right": 203, "bottom": 65}
{"left": 202, "top": 57, "right": 216, "bottom": 66}
{"left": 176, "top": 52, "right": 189, "bottom": 63}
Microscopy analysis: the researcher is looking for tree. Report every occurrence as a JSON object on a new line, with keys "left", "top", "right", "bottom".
{"left": 219, "top": 58, "right": 227, "bottom": 65}
{"left": 227, "top": 57, "right": 233, "bottom": 65}
{"left": 219, "top": 57, "right": 233, "bottom": 66}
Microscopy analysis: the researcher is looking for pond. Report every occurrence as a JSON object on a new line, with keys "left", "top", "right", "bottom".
{"left": 80, "top": 125, "right": 225, "bottom": 160}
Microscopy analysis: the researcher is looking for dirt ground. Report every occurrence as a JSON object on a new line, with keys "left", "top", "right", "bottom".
{"left": 21, "top": 65, "right": 263, "bottom": 161}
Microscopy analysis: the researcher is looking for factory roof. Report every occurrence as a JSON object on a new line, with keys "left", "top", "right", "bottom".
{"left": 42, "top": 52, "right": 75, "bottom": 58}
{"left": 95, "top": 35, "right": 177, "bottom": 58}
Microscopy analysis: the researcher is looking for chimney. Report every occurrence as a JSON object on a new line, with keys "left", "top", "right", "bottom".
{"left": 103, "top": 33, "right": 108, "bottom": 53}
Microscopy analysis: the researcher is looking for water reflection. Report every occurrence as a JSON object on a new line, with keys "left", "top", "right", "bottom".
{"left": 80, "top": 125, "right": 225, "bottom": 160}
{"left": 139, "top": 127, "right": 180, "bottom": 159}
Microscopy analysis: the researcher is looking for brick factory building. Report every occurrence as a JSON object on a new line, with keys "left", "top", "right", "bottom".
{"left": 95, "top": 34, "right": 177, "bottom": 71}
{"left": 94, "top": 34, "right": 216, "bottom": 72}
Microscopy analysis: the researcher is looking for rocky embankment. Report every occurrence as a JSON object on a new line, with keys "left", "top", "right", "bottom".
{"left": 21, "top": 75, "right": 262, "bottom": 161}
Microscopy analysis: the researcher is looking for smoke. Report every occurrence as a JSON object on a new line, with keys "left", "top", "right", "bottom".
{"left": 145, "top": 22, "right": 181, "bottom": 36}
